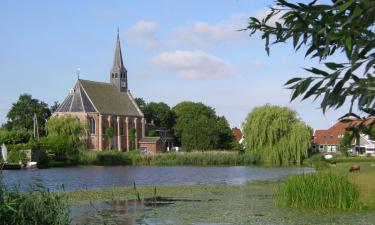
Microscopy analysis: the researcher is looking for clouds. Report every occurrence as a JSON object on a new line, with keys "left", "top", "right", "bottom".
{"left": 173, "top": 14, "right": 248, "bottom": 48}
{"left": 149, "top": 50, "right": 233, "bottom": 80}
{"left": 126, "top": 20, "right": 162, "bottom": 49}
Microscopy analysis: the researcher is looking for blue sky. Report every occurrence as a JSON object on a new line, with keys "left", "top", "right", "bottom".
{"left": 0, "top": 0, "right": 355, "bottom": 130}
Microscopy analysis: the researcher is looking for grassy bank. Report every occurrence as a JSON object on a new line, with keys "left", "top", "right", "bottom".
{"left": 280, "top": 154, "right": 375, "bottom": 210}
{"left": 77, "top": 150, "right": 258, "bottom": 166}
{"left": 0, "top": 179, "right": 69, "bottom": 225}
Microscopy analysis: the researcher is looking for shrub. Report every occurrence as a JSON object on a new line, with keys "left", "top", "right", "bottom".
{"left": 0, "top": 129, "right": 31, "bottom": 145}
{"left": 7, "top": 150, "right": 27, "bottom": 164}
{"left": 277, "top": 173, "right": 359, "bottom": 209}
{"left": 0, "top": 179, "right": 69, "bottom": 225}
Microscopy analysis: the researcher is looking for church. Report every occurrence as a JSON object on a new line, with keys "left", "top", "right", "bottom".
{"left": 53, "top": 32, "right": 145, "bottom": 151}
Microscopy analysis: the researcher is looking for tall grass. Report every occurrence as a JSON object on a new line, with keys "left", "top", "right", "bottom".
{"left": 0, "top": 178, "right": 69, "bottom": 225}
{"left": 79, "top": 150, "right": 259, "bottom": 166}
{"left": 277, "top": 173, "right": 359, "bottom": 209}
{"left": 135, "top": 151, "right": 258, "bottom": 166}
{"left": 79, "top": 150, "right": 139, "bottom": 166}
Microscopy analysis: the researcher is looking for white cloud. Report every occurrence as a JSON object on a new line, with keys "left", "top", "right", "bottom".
{"left": 173, "top": 14, "right": 248, "bottom": 48}
{"left": 149, "top": 50, "right": 233, "bottom": 80}
{"left": 126, "top": 20, "right": 162, "bottom": 49}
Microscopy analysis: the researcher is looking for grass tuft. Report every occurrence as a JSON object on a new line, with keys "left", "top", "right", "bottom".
{"left": 277, "top": 173, "right": 359, "bottom": 210}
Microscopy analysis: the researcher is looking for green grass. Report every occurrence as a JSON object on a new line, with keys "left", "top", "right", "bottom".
{"left": 78, "top": 150, "right": 258, "bottom": 166}
{"left": 135, "top": 151, "right": 258, "bottom": 166}
{"left": 277, "top": 173, "right": 359, "bottom": 210}
{"left": 0, "top": 178, "right": 69, "bottom": 225}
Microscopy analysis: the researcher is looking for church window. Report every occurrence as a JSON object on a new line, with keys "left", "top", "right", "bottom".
{"left": 88, "top": 117, "right": 96, "bottom": 135}
{"left": 120, "top": 119, "right": 124, "bottom": 135}
{"left": 102, "top": 122, "right": 106, "bottom": 135}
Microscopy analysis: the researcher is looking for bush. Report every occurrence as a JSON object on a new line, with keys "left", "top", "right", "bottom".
{"left": 0, "top": 129, "right": 31, "bottom": 145}
{"left": 79, "top": 150, "right": 140, "bottom": 166}
{"left": 7, "top": 150, "right": 27, "bottom": 164}
{"left": 277, "top": 173, "right": 359, "bottom": 209}
{"left": 0, "top": 179, "right": 69, "bottom": 225}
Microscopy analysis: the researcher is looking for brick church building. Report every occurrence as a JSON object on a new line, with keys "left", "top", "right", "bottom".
{"left": 53, "top": 32, "right": 145, "bottom": 151}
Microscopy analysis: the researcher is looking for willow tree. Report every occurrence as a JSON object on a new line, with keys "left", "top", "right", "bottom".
{"left": 243, "top": 105, "right": 311, "bottom": 165}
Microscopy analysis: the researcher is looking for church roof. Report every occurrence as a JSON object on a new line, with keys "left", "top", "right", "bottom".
{"left": 56, "top": 79, "right": 143, "bottom": 117}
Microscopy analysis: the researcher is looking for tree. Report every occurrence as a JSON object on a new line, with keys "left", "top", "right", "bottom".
{"left": 243, "top": 105, "right": 311, "bottom": 165}
{"left": 4, "top": 94, "right": 51, "bottom": 133}
{"left": 340, "top": 131, "right": 352, "bottom": 156}
{"left": 134, "top": 97, "right": 146, "bottom": 112}
{"left": 129, "top": 128, "right": 136, "bottom": 148}
{"left": 143, "top": 102, "right": 176, "bottom": 130}
{"left": 217, "top": 116, "right": 236, "bottom": 150}
{"left": 173, "top": 101, "right": 233, "bottom": 151}
{"left": 246, "top": 0, "right": 375, "bottom": 117}
{"left": 50, "top": 101, "right": 60, "bottom": 113}
{"left": 42, "top": 115, "right": 87, "bottom": 163}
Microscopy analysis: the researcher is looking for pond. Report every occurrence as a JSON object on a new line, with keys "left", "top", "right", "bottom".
{"left": 1, "top": 166, "right": 314, "bottom": 191}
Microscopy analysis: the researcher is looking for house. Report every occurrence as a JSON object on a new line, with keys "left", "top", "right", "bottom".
{"left": 232, "top": 127, "right": 244, "bottom": 144}
{"left": 312, "top": 118, "right": 374, "bottom": 154}
{"left": 52, "top": 32, "right": 145, "bottom": 151}
{"left": 139, "top": 137, "right": 166, "bottom": 155}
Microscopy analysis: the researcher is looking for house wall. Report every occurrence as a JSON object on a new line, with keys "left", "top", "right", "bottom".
{"left": 139, "top": 141, "right": 166, "bottom": 155}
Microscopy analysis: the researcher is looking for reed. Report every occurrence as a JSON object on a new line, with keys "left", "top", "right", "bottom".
{"left": 277, "top": 173, "right": 359, "bottom": 210}
{"left": 0, "top": 178, "right": 69, "bottom": 225}
{"left": 135, "top": 151, "right": 258, "bottom": 166}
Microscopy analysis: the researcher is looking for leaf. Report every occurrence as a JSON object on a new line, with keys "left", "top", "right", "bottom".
{"left": 305, "top": 45, "right": 315, "bottom": 58}
{"left": 284, "top": 77, "right": 302, "bottom": 86}
{"left": 304, "top": 67, "right": 329, "bottom": 77}
{"left": 303, "top": 80, "right": 324, "bottom": 100}
{"left": 338, "top": 0, "right": 355, "bottom": 14}
{"left": 325, "top": 62, "right": 345, "bottom": 70}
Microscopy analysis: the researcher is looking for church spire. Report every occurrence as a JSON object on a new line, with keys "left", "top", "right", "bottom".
{"left": 110, "top": 28, "right": 128, "bottom": 92}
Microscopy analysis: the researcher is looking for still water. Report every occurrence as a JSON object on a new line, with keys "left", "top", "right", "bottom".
{"left": 1, "top": 166, "right": 314, "bottom": 191}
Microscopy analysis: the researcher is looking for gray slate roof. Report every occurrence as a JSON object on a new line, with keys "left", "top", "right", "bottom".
{"left": 56, "top": 79, "right": 143, "bottom": 117}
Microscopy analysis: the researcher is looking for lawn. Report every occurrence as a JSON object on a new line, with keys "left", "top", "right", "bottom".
{"left": 323, "top": 161, "right": 375, "bottom": 210}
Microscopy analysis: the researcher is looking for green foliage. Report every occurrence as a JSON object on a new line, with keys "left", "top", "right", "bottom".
{"left": 243, "top": 105, "right": 311, "bottom": 165}
{"left": 277, "top": 173, "right": 359, "bottom": 209}
{"left": 246, "top": 0, "right": 375, "bottom": 117}
{"left": 79, "top": 151, "right": 139, "bottom": 165}
{"left": 134, "top": 97, "right": 147, "bottom": 111}
{"left": 129, "top": 128, "right": 136, "bottom": 146}
{"left": 173, "top": 101, "right": 234, "bottom": 151}
{"left": 0, "top": 129, "right": 31, "bottom": 145}
{"left": 50, "top": 101, "right": 60, "bottom": 113}
{"left": 106, "top": 127, "right": 115, "bottom": 150}
{"left": 217, "top": 116, "right": 236, "bottom": 150}
{"left": 0, "top": 179, "right": 69, "bottom": 225}
{"left": 135, "top": 151, "right": 258, "bottom": 166}
{"left": 7, "top": 150, "right": 27, "bottom": 164}
{"left": 340, "top": 131, "right": 353, "bottom": 156}
{"left": 3, "top": 94, "right": 51, "bottom": 133}
{"left": 42, "top": 115, "right": 87, "bottom": 163}
{"left": 143, "top": 102, "right": 176, "bottom": 130}
{"left": 148, "top": 130, "right": 157, "bottom": 137}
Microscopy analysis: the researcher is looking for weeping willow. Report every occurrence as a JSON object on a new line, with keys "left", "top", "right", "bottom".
{"left": 243, "top": 105, "right": 312, "bottom": 165}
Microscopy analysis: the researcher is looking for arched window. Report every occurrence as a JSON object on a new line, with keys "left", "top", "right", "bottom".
{"left": 120, "top": 119, "right": 124, "bottom": 136}
{"left": 88, "top": 117, "right": 95, "bottom": 135}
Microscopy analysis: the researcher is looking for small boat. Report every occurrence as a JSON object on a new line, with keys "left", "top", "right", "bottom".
{"left": 1, "top": 143, "right": 38, "bottom": 170}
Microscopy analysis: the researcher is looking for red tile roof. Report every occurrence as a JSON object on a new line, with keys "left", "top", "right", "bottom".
{"left": 312, "top": 118, "right": 374, "bottom": 145}
{"left": 232, "top": 127, "right": 243, "bottom": 141}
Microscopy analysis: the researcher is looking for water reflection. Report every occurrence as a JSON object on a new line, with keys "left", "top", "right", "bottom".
{"left": 2, "top": 166, "right": 314, "bottom": 191}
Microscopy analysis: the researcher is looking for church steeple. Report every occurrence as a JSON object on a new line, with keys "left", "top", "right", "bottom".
{"left": 110, "top": 29, "right": 128, "bottom": 92}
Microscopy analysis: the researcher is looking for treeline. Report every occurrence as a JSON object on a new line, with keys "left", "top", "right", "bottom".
{"left": 135, "top": 98, "right": 239, "bottom": 151}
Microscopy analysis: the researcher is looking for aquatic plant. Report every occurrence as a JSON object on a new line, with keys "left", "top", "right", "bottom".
{"left": 0, "top": 178, "right": 70, "bottom": 225}
{"left": 277, "top": 173, "right": 359, "bottom": 209}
